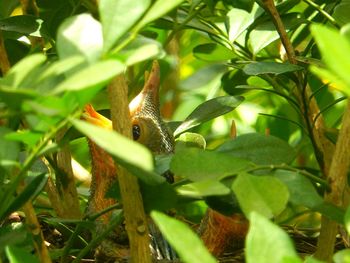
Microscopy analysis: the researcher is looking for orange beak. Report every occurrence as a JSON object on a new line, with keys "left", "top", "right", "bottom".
{"left": 82, "top": 104, "right": 112, "bottom": 130}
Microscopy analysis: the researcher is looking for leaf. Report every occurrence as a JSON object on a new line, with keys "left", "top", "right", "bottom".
{"left": 142, "top": 182, "right": 178, "bottom": 212}
{"left": 5, "top": 130, "right": 42, "bottom": 147}
{"left": 176, "top": 180, "right": 230, "bottom": 198}
{"left": 216, "top": 133, "right": 296, "bottom": 165}
{"left": 274, "top": 170, "right": 344, "bottom": 223}
{"left": 0, "top": 0, "right": 19, "bottom": 19}
{"left": 113, "top": 35, "right": 163, "bottom": 65}
{"left": 176, "top": 132, "right": 206, "bottom": 149}
{"left": 174, "top": 96, "right": 244, "bottom": 136}
{"left": 3, "top": 174, "right": 48, "bottom": 218}
{"left": 151, "top": 211, "right": 217, "bottom": 263}
{"left": 57, "top": 14, "right": 103, "bottom": 63}
{"left": 310, "top": 24, "right": 350, "bottom": 94}
{"left": 0, "top": 127, "right": 20, "bottom": 165}
{"left": 345, "top": 206, "right": 350, "bottom": 234}
{"left": 0, "top": 15, "right": 46, "bottom": 37}
{"left": 3, "top": 53, "right": 46, "bottom": 88}
{"left": 226, "top": 3, "right": 264, "bottom": 42}
{"left": 99, "top": 0, "right": 151, "bottom": 52}
{"left": 5, "top": 246, "right": 40, "bottom": 263}
{"left": 52, "top": 59, "right": 124, "bottom": 94}
{"left": 334, "top": 249, "right": 350, "bottom": 263}
{"left": 232, "top": 174, "right": 289, "bottom": 218}
{"left": 333, "top": 0, "right": 350, "bottom": 26}
{"left": 246, "top": 212, "right": 301, "bottom": 263}
{"left": 170, "top": 147, "right": 252, "bottom": 182}
{"left": 193, "top": 43, "right": 237, "bottom": 61}
{"left": 72, "top": 119, "right": 164, "bottom": 185}
{"left": 136, "top": 0, "right": 185, "bottom": 30}
{"left": 249, "top": 13, "right": 305, "bottom": 55}
{"left": 243, "top": 62, "right": 303, "bottom": 75}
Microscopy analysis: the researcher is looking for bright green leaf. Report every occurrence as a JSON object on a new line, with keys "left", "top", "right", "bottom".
{"left": 0, "top": 127, "right": 20, "bottom": 164}
{"left": 176, "top": 132, "right": 206, "bottom": 149}
{"left": 52, "top": 59, "right": 124, "bottom": 94}
{"left": 5, "top": 130, "right": 42, "bottom": 147}
{"left": 216, "top": 133, "right": 296, "bottom": 165}
{"left": 57, "top": 14, "right": 103, "bottom": 63}
{"left": 176, "top": 180, "right": 230, "bottom": 198}
{"left": 136, "top": 0, "right": 185, "bottom": 30}
{"left": 151, "top": 211, "right": 217, "bottom": 263}
{"left": 246, "top": 212, "right": 301, "bottom": 263}
{"left": 311, "top": 24, "right": 350, "bottom": 93}
{"left": 174, "top": 96, "right": 244, "bottom": 137}
{"left": 72, "top": 119, "right": 164, "bottom": 185}
{"left": 170, "top": 147, "right": 252, "bottom": 181}
{"left": 232, "top": 174, "right": 289, "bottom": 218}
{"left": 99, "top": 0, "right": 151, "bottom": 52}
{"left": 226, "top": 3, "right": 264, "bottom": 42}
{"left": 334, "top": 249, "right": 350, "bottom": 263}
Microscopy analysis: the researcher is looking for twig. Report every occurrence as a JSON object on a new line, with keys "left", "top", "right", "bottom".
{"left": 302, "top": 0, "right": 340, "bottom": 28}
{"left": 108, "top": 74, "right": 152, "bottom": 263}
{"left": 0, "top": 30, "right": 10, "bottom": 75}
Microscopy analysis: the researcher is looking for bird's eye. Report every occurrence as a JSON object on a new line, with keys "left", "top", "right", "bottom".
{"left": 132, "top": 124, "right": 141, "bottom": 140}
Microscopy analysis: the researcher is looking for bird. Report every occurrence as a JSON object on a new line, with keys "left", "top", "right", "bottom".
{"left": 83, "top": 61, "right": 175, "bottom": 262}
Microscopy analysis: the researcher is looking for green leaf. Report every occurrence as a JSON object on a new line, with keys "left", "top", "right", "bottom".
{"left": 333, "top": 0, "right": 350, "bottom": 26}
{"left": 0, "top": 0, "right": 19, "bottom": 19}
{"left": 113, "top": 36, "right": 163, "bottom": 65}
{"left": 136, "top": 0, "right": 185, "bottom": 30}
{"left": 170, "top": 147, "right": 252, "bottom": 181}
{"left": 52, "top": 59, "right": 124, "bottom": 94}
{"left": 99, "top": 0, "right": 151, "bottom": 52}
{"left": 174, "top": 96, "right": 244, "bottom": 137}
{"left": 345, "top": 205, "right": 350, "bottom": 234}
{"left": 310, "top": 24, "right": 350, "bottom": 94}
{"left": 3, "top": 174, "right": 48, "bottom": 218}
{"left": 246, "top": 212, "right": 301, "bottom": 263}
{"left": 0, "top": 15, "right": 46, "bottom": 37}
{"left": 216, "top": 133, "right": 296, "bottom": 165}
{"left": 5, "top": 130, "right": 42, "bottom": 147}
{"left": 334, "top": 249, "right": 350, "bottom": 263}
{"left": 232, "top": 174, "right": 289, "bottom": 218}
{"left": 176, "top": 132, "right": 206, "bottom": 149}
{"left": 249, "top": 13, "right": 305, "bottom": 55}
{"left": 3, "top": 53, "right": 46, "bottom": 88}
{"left": 0, "top": 127, "right": 20, "bottom": 165}
{"left": 176, "top": 180, "right": 230, "bottom": 198}
{"left": 57, "top": 14, "right": 103, "bottom": 63}
{"left": 193, "top": 43, "right": 237, "bottom": 61}
{"left": 226, "top": 3, "right": 264, "bottom": 42}
{"left": 5, "top": 245, "right": 40, "bottom": 263}
{"left": 243, "top": 62, "right": 303, "bottom": 76}
{"left": 72, "top": 119, "right": 164, "bottom": 185}
{"left": 151, "top": 211, "right": 217, "bottom": 263}
{"left": 142, "top": 182, "right": 178, "bottom": 212}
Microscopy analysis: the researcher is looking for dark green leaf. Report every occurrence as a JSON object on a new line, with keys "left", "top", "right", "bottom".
{"left": 57, "top": 14, "right": 103, "bottom": 63}
{"left": 5, "top": 245, "right": 40, "bottom": 263}
{"left": 232, "top": 174, "right": 289, "bottom": 218}
{"left": 0, "top": 0, "right": 19, "bottom": 19}
{"left": 72, "top": 119, "right": 164, "bottom": 185}
{"left": 174, "top": 96, "right": 244, "bottom": 136}
{"left": 193, "top": 43, "right": 237, "bottom": 61}
{"left": 52, "top": 59, "right": 124, "bottom": 94}
{"left": 246, "top": 212, "right": 301, "bottom": 263}
{"left": 4, "top": 173, "right": 48, "bottom": 218}
{"left": 243, "top": 62, "right": 303, "bottom": 76}
{"left": 151, "top": 211, "right": 217, "bottom": 263}
{"left": 216, "top": 133, "right": 296, "bottom": 165}
{"left": 170, "top": 147, "right": 252, "bottom": 181}
{"left": 142, "top": 182, "right": 178, "bottom": 212}
{"left": 99, "top": 0, "right": 151, "bottom": 52}
{"left": 0, "top": 15, "right": 47, "bottom": 37}
{"left": 334, "top": 1, "right": 350, "bottom": 26}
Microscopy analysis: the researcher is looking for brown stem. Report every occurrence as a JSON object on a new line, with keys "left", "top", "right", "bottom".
{"left": 315, "top": 100, "right": 350, "bottom": 261}
{"left": 0, "top": 30, "right": 10, "bottom": 75}
{"left": 108, "top": 75, "right": 151, "bottom": 263}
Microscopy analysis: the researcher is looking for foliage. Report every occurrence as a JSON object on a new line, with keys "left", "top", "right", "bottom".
{"left": 0, "top": 0, "right": 350, "bottom": 262}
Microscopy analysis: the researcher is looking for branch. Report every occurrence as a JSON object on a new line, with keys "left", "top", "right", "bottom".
{"left": 315, "top": 100, "right": 350, "bottom": 261}
{"left": 0, "top": 30, "right": 10, "bottom": 75}
{"left": 107, "top": 74, "right": 151, "bottom": 263}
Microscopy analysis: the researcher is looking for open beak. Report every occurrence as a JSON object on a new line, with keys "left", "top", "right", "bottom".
{"left": 129, "top": 60, "right": 160, "bottom": 116}
{"left": 82, "top": 104, "right": 112, "bottom": 130}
